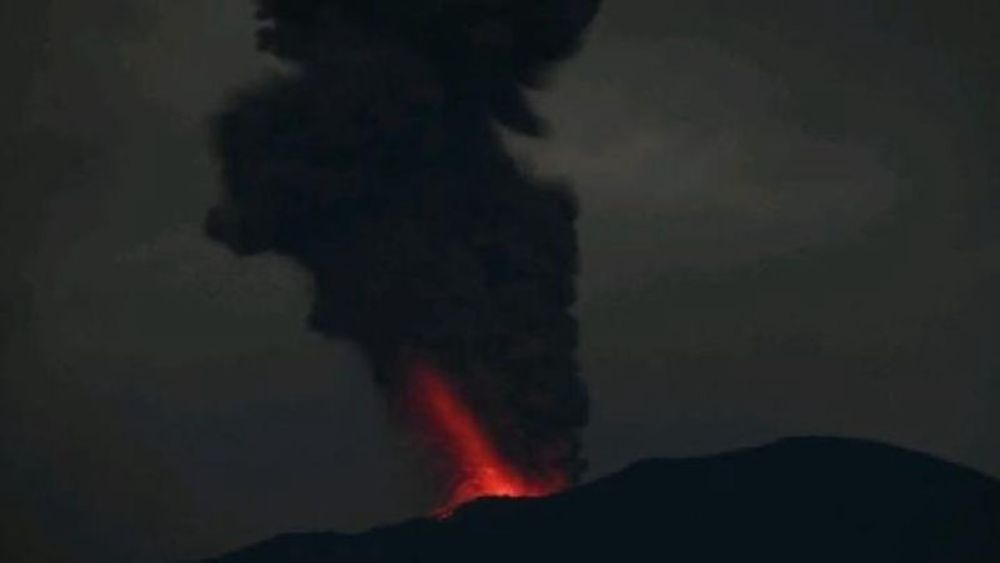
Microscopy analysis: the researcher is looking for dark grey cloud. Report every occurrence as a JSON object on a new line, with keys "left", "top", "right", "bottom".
{"left": 2, "top": 2, "right": 427, "bottom": 561}
{"left": 1, "top": 1, "right": 997, "bottom": 562}
{"left": 521, "top": 0, "right": 1000, "bottom": 476}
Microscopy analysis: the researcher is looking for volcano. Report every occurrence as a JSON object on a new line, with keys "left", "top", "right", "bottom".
{"left": 401, "top": 360, "right": 569, "bottom": 515}
{"left": 197, "top": 437, "right": 1000, "bottom": 563}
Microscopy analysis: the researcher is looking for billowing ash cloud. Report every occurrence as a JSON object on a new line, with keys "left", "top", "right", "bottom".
{"left": 204, "top": 0, "right": 601, "bottom": 485}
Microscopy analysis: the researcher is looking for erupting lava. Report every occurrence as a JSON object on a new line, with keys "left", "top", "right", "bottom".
{"left": 405, "top": 361, "right": 567, "bottom": 516}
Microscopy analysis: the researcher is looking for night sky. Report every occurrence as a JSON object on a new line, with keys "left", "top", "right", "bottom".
{"left": 2, "top": 2, "right": 998, "bottom": 562}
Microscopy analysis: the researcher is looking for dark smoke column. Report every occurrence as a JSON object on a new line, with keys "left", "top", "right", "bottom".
{"left": 204, "top": 0, "right": 602, "bottom": 497}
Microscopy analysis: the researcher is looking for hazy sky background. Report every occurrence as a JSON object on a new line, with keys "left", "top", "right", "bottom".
{"left": 2, "top": 2, "right": 998, "bottom": 562}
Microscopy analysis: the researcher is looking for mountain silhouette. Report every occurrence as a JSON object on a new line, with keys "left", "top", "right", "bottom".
{"left": 198, "top": 437, "right": 1000, "bottom": 562}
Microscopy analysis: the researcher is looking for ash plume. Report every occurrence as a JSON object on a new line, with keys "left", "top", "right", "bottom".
{"left": 204, "top": 0, "right": 601, "bottom": 487}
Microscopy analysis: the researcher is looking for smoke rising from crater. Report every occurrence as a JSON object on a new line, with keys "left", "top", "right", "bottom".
{"left": 204, "top": 0, "right": 601, "bottom": 488}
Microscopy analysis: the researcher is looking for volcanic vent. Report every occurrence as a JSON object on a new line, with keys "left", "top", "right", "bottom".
{"left": 204, "top": 0, "right": 602, "bottom": 512}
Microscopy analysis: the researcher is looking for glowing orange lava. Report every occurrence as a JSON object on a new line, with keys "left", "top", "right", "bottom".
{"left": 405, "top": 360, "right": 566, "bottom": 517}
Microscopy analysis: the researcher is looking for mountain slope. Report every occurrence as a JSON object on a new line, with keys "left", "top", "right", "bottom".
{"left": 199, "top": 437, "right": 1000, "bottom": 562}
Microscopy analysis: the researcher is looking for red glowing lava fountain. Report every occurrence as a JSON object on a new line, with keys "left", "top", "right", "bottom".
{"left": 404, "top": 360, "right": 567, "bottom": 516}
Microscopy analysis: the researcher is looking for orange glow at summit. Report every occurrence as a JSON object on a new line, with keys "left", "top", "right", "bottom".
{"left": 404, "top": 360, "right": 567, "bottom": 517}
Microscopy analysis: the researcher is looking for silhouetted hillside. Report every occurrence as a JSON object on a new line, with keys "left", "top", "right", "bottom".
{"left": 198, "top": 437, "right": 1000, "bottom": 562}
